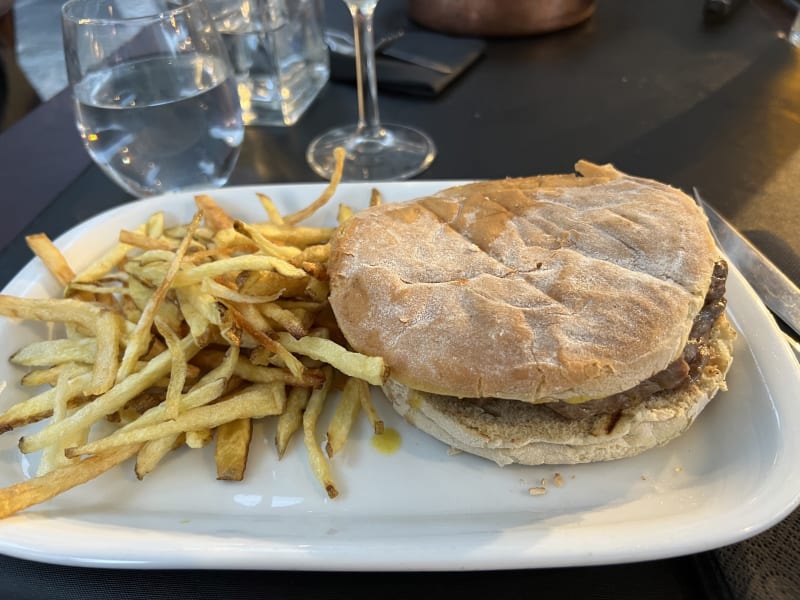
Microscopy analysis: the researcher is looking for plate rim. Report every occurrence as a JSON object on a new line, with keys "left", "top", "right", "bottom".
{"left": 0, "top": 181, "right": 798, "bottom": 571}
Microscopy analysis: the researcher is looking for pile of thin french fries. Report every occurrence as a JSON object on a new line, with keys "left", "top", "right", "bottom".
{"left": 0, "top": 148, "right": 389, "bottom": 518}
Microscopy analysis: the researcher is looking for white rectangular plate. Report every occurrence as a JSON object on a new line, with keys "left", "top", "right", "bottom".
{"left": 0, "top": 181, "right": 798, "bottom": 570}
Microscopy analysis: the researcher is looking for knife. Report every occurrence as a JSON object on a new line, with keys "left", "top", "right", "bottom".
{"left": 692, "top": 188, "right": 800, "bottom": 350}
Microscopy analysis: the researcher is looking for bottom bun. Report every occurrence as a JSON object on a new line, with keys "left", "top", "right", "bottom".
{"left": 383, "top": 315, "right": 736, "bottom": 466}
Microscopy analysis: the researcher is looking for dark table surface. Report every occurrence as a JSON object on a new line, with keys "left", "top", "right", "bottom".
{"left": 0, "top": 0, "right": 799, "bottom": 598}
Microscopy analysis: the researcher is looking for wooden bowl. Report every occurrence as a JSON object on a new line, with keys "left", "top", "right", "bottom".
{"left": 407, "top": 0, "right": 596, "bottom": 37}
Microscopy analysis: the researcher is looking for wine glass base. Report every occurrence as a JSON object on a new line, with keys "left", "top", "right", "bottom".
{"left": 306, "top": 123, "right": 436, "bottom": 181}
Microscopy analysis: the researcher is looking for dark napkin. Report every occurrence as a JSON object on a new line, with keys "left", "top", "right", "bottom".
{"left": 329, "top": 31, "right": 485, "bottom": 97}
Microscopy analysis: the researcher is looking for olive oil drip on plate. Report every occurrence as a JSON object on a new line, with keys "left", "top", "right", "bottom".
{"left": 371, "top": 428, "right": 401, "bottom": 454}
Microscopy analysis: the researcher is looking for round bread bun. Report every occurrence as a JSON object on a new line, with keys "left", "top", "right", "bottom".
{"left": 382, "top": 314, "right": 735, "bottom": 466}
{"left": 329, "top": 161, "right": 719, "bottom": 404}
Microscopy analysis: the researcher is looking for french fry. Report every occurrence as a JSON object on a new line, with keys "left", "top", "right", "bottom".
{"left": 256, "top": 192, "right": 285, "bottom": 224}
{"left": 126, "top": 276, "right": 183, "bottom": 332}
{"left": 369, "top": 188, "right": 383, "bottom": 207}
{"left": 0, "top": 295, "right": 105, "bottom": 332}
{"left": 134, "top": 434, "right": 184, "bottom": 480}
{"left": 0, "top": 296, "right": 122, "bottom": 396}
{"left": 72, "top": 224, "right": 145, "bottom": 283}
{"left": 185, "top": 428, "right": 214, "bottom": 448}
{"left": 289, "top": 307, "right": 317, "bottom": 335}
{"left": 87, "top": 310, "right": 122, "bottom": 396}
{"left": 215, "top": 418, "right": 253, "bottom": 481}
{"left": 195, "top": 194, "right": 235, "bottom": 231}
{"left": 232, "top": 358, "right": 323, "bottom": 387}
{"left": 122, "top": 261, "right": 169, "bottom": 287}
{"left": 304, "top": 277, "right": 329, "bottom": 303}
{"left": 0, "top": 372, "right": 93, "bottom": 433}
{"left": 259, "top": 303, "right": 308, "bottom": 338}
{"left": 190, "top": 345, "right": 240, "bottom": 386}
{"left": 119, "top": 230, "right": 176, "bottom": 251}
{"left": 175, "top": 287, "right": 215, "bottom": 346}
{"left": 356, "top": 378, "right": 384, "bottom": 435}
{"left": 116, "top": 211, "right": 201, "bottom": 380}
{"left": 302, "top": 366, "right": 338, "bottom": 498}
{"left": 119, "top": 348, "right": 237, "bottom": 433}
{"left": 120, "top": 378, "right": 227, "bottom": 434}
{"left": 275, "top": 386, "right": 311, "bottom": 459}
{"left": 66, "top": 385, "right": 285, "bottom": 458}
{"left": 276, "top": 300, "right": 327, "bottom": 312}
{"left": 289, "top": 244, "right": 330, "bottom": 267}
{"left": 11, "top": 338, "right": 97, "bottom": 367}
{"left": 275, "top": 333, "right": 388, "bottom": 386}
{"left": 164, "top": 223, "right": 215, "bottom": 242}
{"left": 20, "top": 363, "right": 91, "bottom": 387}
{"left": 240, "top": 270, "right": 308, "bottom": 298}
{"left": 19, "top": 335, "right": 200, "bottom": 454}
{"left": 136, "top": 249, "right": 176, "bottom": 265}
{"left": 0, "top": 445, "right": 141, "bottom": 519}
{"left": 298, "top": 261, "right": 327, "bottom": 280}
{"left": 25, "top": 233, "right": 75, "bottom": 286}
{"left": 229, "top": 302, "right": 273, "bottom": 341}
{"left": 146, "top": 211, "right": 166, "bottom": 239}
{"left": 36, "top": 366, "right": 85, "bottom": 476}
{"left": 201, "top": 278, "right": 282, "bottom": 305}
{"left": 178, "top": 284, "right": 223, "bottom": 326}
{"left": 210, "top": 228, "right": 254, "bottom": 251}
{"left": 66, "top": 281, "right": 125, "bottom": 296}
{"left": 0, "top": 183, "right": 394, "bottom": 516}
{"left": 284, "top": 147, "right": 345, "bottom": 225}
{"left": 228, "top": 305, "right": 305, "bottom": 378}
{"left": 337, "top": 203, "right": 353, "bottom": 225}
{"left": 326, "top": 376, "right": 361, "bottom": 458}
{"left": 249, "top": 223, "right": 335, "bottom": 248}
{"left": 126, "top": 276, "right": 155, "bottom": 311}
{"left": 173, "top": 254, "right": 307, "bottom": 285}
{"left": 121, "top": 392, "right": 165, "bottom": 417}
{"left": 154, "top": 317, "right": 186, "bottom": 420}
{"left": 233, "top": 220, "right": 301, "bottom": 260}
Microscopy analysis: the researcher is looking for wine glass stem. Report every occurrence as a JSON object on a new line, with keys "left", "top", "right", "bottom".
{"left": 349, "top": 2, "right": 382, "bottom": 138}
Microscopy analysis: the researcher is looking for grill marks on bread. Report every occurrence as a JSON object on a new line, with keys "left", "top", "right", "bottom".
{"left": 328, "top": 164, "right": 719, "bottom": 403}
{"left": 419, "top": 179, "right": 710, "bottom": 295}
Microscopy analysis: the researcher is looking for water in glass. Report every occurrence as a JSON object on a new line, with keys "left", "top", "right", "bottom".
{"left": 62, "top": 0, "right": 244, "bottom": 197}
{"left": 73, "top": 55, "right": 243, "bottom": 197}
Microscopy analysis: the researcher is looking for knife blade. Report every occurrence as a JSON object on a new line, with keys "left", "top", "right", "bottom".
{"left": 692, "top": 188, "right": 800, "bottom": 341}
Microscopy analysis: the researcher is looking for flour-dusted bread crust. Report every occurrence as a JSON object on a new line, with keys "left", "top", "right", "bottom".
{"left": 328, "top": 161, "right": 719, "bottom": 403}
{"left": 383, "top": 315, "right": 735, "bottom": 465}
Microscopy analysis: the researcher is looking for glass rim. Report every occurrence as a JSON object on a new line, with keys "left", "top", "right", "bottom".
{"left": 61, "top": 0, "right": 202, "bottom": 26}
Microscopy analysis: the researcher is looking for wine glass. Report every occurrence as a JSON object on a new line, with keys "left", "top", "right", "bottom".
{"left": 61, "top": 0, "right": 244, "bottom": 197}
{"left": 306, "top": 0, "right": 436, "bottom": 181}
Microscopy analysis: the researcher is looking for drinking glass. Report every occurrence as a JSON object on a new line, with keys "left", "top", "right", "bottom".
{"left": 306, "top": 0, "right": 436, "bottom": 181}
{"left": 206, "top": 0, "right": 330, "bottom": 126}
{"left": 61, "top": 0, "right": 245, "bottom": 197}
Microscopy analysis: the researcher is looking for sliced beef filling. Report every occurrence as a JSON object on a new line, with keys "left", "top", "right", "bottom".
{"left": 547, "top": 260, "right": 728, "bottom": 420}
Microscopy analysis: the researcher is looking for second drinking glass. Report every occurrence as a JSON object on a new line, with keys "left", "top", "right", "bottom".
{"left": 207, "top": 0, "right": 330, "bottom": 127}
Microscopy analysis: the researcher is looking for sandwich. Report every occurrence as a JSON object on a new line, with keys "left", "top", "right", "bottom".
{"left": 327, "top": 161, "right": 736, "bottom": 465}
